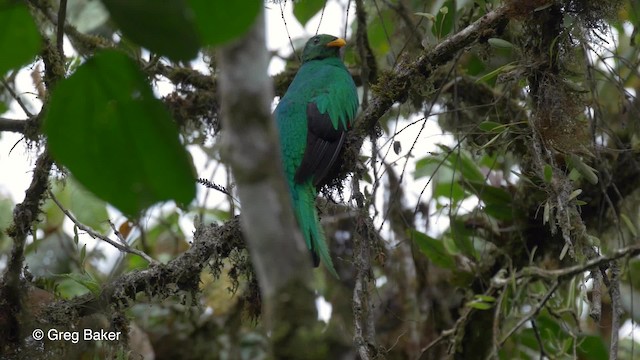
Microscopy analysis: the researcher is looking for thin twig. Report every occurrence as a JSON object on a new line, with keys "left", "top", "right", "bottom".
{"left": 418, "top": 329, "right": 454, "bottom": 359}
{"left": 530, "top": 320, "right": 547, "bottom": 360}
{"left": 57, "top": 0, "right": 67, "bottom": 55}
{"left": 498, "top": 281, "right": 560, "bottom": 347}
{"left": 0, "top": 78, "right": 33, "bottom": 117}
{"left": 48, "top": 190, "right": 156, "bottom": 264}
{"left": 516, "top": 244, "right": 640, "bottom": 282}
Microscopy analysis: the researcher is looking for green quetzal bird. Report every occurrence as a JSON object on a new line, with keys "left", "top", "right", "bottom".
{"left": 275, "top": 34, "right": 359, "bottom": 277}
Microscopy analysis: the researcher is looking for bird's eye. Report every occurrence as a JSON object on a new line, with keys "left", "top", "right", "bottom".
{"left": 313, "top": 37, "right": 320, "bottom": 44}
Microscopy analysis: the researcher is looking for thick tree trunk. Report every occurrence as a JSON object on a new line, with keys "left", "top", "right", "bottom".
{"left": 217, "top": 11, "right": 329, "bottom": 359}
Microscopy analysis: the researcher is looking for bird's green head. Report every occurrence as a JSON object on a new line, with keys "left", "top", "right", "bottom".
{"left": 301, "top": 34, "right": 346, "bottom": 63}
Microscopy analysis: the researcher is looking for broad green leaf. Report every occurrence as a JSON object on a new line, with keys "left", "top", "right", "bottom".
{"left": 465, "top": 54, "right": 485, "bottom": 76}
{"left": 101, "top": 0, "right": 200, "bottom": 61}
{"left": 43, "top": 50, "right": 196, "bottom": 216}
{"left": 25, "top": 232, "right": 75, "bottom": 277}
{"left": 437, "top": 145, "right": 485, "bottom": 183}
{"left": 188, "top": 0, "right": 261, "bottom": 46}
{"left": 410, "top": 230, "right": 455, "bottom": 269}
{"left": 68, "top": 178, "right": 110, "bottom": 234}
{"left": 414, "top": 155, "right": 446, "bottom": 179}
{"left": 0, "top": 1, "right": 41, "bottom": 74}
{"left": 293, "top": 0, "right": 326, "bottom": 27}
{"left": 433, "top": 1, "right": 455, "bottom": 38}
{"left": 59, "top": 272, "right": 101, "bottom": 295}
{"left": 450, "top": 219, "right": 476, "bottom": 258}
{"left": 484, "top": 203, "right": 513, "bottom": 221}
{"left": 465, "top": 180, "right": 512, "bottom": 206}
{"left": 434, "top": 180, "right": 467, "bottom": 202}
{"left": 577, "top": 335, "right": 608, "bottom": 360}
{"left": 367, "top": 8, "right": 395, "bottom": 55}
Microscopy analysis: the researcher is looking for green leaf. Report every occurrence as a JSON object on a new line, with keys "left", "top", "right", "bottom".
{"left": 59, "top": 272, "right": 101, "bottom": 295}
{"left": 466, "top": 299, "right": 494, "bottom": 310}
{"left": 484, "top": 203, "right": 513, "bottom": 221}
{"left": 433, "top": 1, "right": 455, "bottom": 38}
{"left": 543, "top": 164, "right": 553, "bottom": 183}
{"left": 474, "top": 294, "right": 496, "bottom": 302}
{"left": 410, "top": 230, "right": 455, "bottom": 269}
{"left": 450, "top": 219, "right": 476, "bottom": 258}
{"left": 293, "top": 0, "right": 326, "bottom": 27}
{"left": 414, "top": 155, "right": 445, "bottom": 179}
{"left": 577, "top": 335, "right": 608, "bottom": 360}
{"left": 621, "top": 213, "right": 638, "bottom": 237}
{"left": 437, "top": 145, "right": 485, "bottom": 183}
{"left": 568, "top": 189, "right": 582, "bottom": 201}
{"left": 367, "top": 8, "right": 395, "bottom": 55}
{"left": 0, "top": 196, "right": 13, "bottom": 246}
{"left": 415, "top": 12, "right": 436, "bottom": 21}
{"left": 43, "top": 50, "right": 196, "bottom": 216}
{"left": 487, "top": 38, "right": 513, "bottom": 49}
{"left": 0, "top": 1, "right": 41, "bottom": 74}
{"left": 101, "top": 0, "right": 200, "bottom": 61}
{"left": 568, "top": 154, "right": 598, "bottom": 185}
{"left": 68, "top": 178, "right": 110, "bottom": 234}
{"left": 465, "top": 180, "right": 512, "bottom": 206}
{"left": 434, "top": 180, "right": 467, "bottom": 203}
{"left": 478, "top": 121, "right": 503, "bottom": 133}
{"left": 188, "top": 0, "right": 261, "bottom": 46}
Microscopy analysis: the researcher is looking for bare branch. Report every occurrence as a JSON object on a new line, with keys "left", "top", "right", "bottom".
{"left": 56, "top": 0, "right": 67, "bottom": 56}
{"left": 517, "top": 244, "right": 640, "bottom": 282}
{"left": 0, "top": 118, "right": 27, "bottom": 133}
{"left": 48, "top": 191, "right": 156, "bottom": 265}
{"left": 0, "top": 78, "right": 33, "bottom": 117}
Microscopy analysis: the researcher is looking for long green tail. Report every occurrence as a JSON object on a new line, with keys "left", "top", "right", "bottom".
{"left": 293, "top": 182, "right": 339, "bottom": 278}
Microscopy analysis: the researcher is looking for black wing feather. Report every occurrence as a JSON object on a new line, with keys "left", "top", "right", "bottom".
{"left": 294, "top": 102, "right": 347, "bottom": 187}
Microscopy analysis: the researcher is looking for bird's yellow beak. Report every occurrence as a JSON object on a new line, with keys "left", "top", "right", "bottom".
{"left": 326, "top": 38, "right": 346, "bottom": 48}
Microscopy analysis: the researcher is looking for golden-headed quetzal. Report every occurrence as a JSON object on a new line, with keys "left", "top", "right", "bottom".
{"left": 275, "top": 34, "right": 359, "bottom": 277}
